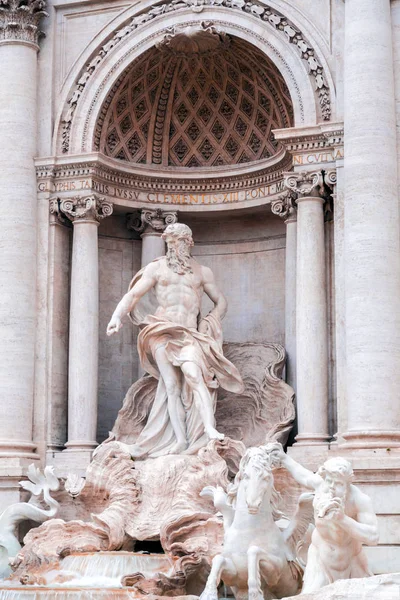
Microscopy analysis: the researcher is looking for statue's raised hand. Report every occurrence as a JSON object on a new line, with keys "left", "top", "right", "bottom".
{"left": 263, "top": 441, "right": 286, "bottom": 468}
{"left": 107, "top": 316, "right": 123, "bottom": 336}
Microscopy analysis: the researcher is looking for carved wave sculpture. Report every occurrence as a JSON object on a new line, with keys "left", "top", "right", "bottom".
{"left": 8, "top": 343, "right": 296, "bottom": 595}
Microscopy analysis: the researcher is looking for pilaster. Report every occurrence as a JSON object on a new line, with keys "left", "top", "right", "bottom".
{"left": 271, "top": 192, "right": 297, "bottom": 396}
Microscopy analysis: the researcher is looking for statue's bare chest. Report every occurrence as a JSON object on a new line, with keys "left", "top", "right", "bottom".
{"left": 156, "top": 264, "right": 203, "bottom": 292}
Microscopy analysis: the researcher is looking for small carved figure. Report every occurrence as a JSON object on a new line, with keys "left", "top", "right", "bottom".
{"left": 271, "top": 447, "right": 379, "bottom": 593}
{"left": 107, "top": 223, "right": 244, "bottom": 458}
{"left": 199, "top": 444, "right": 313, "bottom": 600}
{"left": 0, "top": 464, "right": 59, "bottom": 578}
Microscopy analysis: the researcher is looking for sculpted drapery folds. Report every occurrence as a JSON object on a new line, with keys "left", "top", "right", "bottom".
{"left": 107, "top": 223, "right": 244, "bottom": 458}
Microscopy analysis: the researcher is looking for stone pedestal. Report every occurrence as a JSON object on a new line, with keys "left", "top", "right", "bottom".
{"left": 343, "top": 0, "right": 400, "bottom": 447}
{"left": 60, "top": 196, "right": 113, "bottom": 466}
{"left": 285, "top": 172, "right": 329, "bottom": 447}
{"left": 0, "top": 0, "right": 47, "bottom": 470}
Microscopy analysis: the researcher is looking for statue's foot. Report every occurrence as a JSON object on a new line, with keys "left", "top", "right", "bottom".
{"left": 167, "top": 441, "right": 187, "bottom": 455}
{"left": 205, "top": 426, "right": 225, "bottom": 441}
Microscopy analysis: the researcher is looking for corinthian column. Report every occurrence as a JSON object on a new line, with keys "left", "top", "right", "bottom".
{"left": 60, "top": 196, "right": 113, "bottom": 461}
{"left": 128, "top": 209, "right": 178, "bottom": 267}
{"left": 285, "top": 172, "right": 330, "bottom": 446}
{"left": 343, "top": 0, "right": 400, "bottom": 447}
{"left": 0, "top": 0, "right": 47, "bottom": 463}
{"left": 271, "top": 192, "right": 297, "bottom": 392}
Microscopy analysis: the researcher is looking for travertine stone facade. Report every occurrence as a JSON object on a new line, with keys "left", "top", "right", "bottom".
{"left": 2, "top": 0, "right": 400, "bottom": 575}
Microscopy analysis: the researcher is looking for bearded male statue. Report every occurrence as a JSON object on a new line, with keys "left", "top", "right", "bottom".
{"left": 107, "top": 223, "right": 244, "bottom": 458}
{"left": 271, "top": 447, "right": 379, "bottom": 593}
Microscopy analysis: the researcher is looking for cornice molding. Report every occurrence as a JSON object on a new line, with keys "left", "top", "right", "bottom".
{"left": 36, "top": 151, "right": 292, "bottom": 194}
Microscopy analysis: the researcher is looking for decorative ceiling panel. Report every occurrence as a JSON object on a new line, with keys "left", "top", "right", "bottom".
{"left": 98, "top": 32, "right": 293, "bottom": 168}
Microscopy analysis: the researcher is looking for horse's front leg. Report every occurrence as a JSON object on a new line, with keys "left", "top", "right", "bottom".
{"left": 200, "top": 554, "right": 232, "bottom": 600}
{"left": 247, "top": 546, "right": 280, "bottom": 600}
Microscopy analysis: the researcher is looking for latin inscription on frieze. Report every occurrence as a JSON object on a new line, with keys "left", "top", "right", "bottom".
{"left": 293, "top": 148, "right": 343, "bottom": 166}
{"left": 38, "top": 178, "right": 285, "bottom": 205}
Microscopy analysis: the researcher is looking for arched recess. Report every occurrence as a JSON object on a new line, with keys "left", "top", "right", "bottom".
{"left": 54, "top": 1, "right": 336, "bottom": 156}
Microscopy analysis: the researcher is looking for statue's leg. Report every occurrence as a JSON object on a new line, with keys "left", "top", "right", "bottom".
{"left": 154, "top": 345, "right": 187, "bottom": 453}
{"left": 181, "top": 361, "right": 224, "bottom": 441}
{"left": 247, "top": 546, "right": 264, "bottom": 600}
{"left": 301, "top": 544, "right": 329, "bottom": 593}
{"left": 200, "top": 554, "right": 236, "bottom": 600}
{"left": 248, "top": 546, "right": 281, "bottom": 600}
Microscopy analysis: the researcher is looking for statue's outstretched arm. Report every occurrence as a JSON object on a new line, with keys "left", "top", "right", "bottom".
{"left": 107, "top": 262, "right": 158, "bottom": 335}
{"left": 270, "top": 445, "right": 321, "bottom": 490}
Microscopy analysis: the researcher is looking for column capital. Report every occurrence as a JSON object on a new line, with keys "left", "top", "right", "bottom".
{"left": 284, "top": 170, "right": 325, "bottom": 199}
{"left": 0, "top": 0, "right": 48, "bottom": 47}
{"left": 49, "top": 197, "right": 70, "bottom": 227}
{"left": 284, "top": 170, "right": 336, "bottom": 220}
{"left": 59, "top": 195, "right": 113, "bottom": 224}
{"left": 271, "top": 191, "right": 297, "bottom": 223}
{"left": 127, "top": 209, "right": 178, "bottom": 236}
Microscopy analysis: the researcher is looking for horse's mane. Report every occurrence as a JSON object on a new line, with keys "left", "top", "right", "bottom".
{"left": 227, "top": 447, "right": 286, "bottom": 521}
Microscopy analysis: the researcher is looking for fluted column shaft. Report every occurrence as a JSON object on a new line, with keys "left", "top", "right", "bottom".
{"left": 343, "top": 0, "right": 400, "bottom": 446}
{"left": 60, "top": 196, "right": 113, "bottom": 455}
{"left": 0, "top": 4, "right": 46, "bottom": 460}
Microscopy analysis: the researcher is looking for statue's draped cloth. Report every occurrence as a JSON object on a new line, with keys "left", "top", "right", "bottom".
{"left": 125, "top": 261, "right": 244, "bottom": 458}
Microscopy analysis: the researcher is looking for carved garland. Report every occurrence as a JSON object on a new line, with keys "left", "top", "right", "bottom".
{"left": 61, "top": 0, "right": 331, "bottom": 153}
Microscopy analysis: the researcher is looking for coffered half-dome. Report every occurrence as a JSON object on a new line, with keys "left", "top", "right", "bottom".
{"left": 95, "top": 28, "right": 294, "bottom": 168}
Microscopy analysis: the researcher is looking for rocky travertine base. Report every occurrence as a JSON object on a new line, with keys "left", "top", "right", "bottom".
{"left": 0, "top": 590, "right": 199, "bottom": 600}
{"left": 284, "top": 573, "right": 400, "bottom": 600}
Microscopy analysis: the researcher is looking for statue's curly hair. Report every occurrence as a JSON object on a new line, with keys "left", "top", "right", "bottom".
{"left": 162, "top": 223, "right": 194, "bottom": 246}
{"left": 317, "top": 457, "right": 354, "bottom": 483}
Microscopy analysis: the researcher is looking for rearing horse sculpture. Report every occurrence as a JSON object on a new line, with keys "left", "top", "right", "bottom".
{"left": 200, "top": 444, "right": 313, "bottom": 600}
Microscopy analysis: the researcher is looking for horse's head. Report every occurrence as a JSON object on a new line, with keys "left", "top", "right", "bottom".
{"left": 238, "top": 447, "right": 275, "bottom": 515}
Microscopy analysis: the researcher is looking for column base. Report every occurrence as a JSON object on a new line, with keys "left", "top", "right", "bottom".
{"left": 64, "top": 440, "right": 98, "bottom": 451}
{"left": 0, "top": 442, "right": 39, "bottom": 478}
{"left": 47, "top": 444, "right": 97, "bottom": 478}
{"left": 341, "top": 430, "right": 400, "bottom": 449}
{"left": 294, "top": 433, "right": 331, "bottom": 445}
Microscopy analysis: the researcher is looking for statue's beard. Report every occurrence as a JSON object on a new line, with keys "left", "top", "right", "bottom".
{"left": 166, "top": 242, "right": 193, "bottom": 274}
